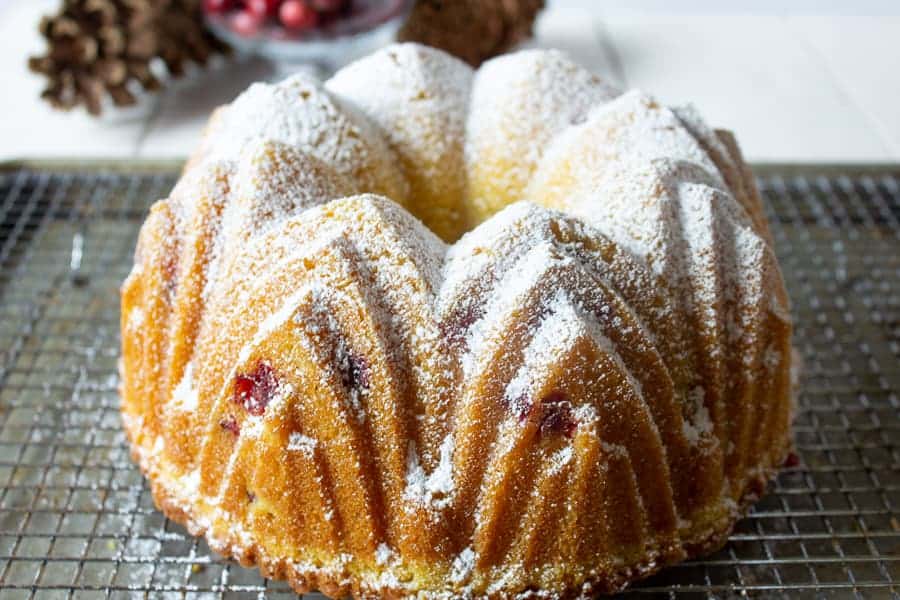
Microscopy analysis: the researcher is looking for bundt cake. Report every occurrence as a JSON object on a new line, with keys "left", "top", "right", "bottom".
{"left": 120, "top": 43, "right": 793, "bottom": 598}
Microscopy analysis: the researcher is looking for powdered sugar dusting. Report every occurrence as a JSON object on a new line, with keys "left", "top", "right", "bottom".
{"left": 682, "top": 386, "right": 713, "bottom": 445}
{"left": 171, "top": 362, "right": 199, "bottom": 412}
{"left": 197, "top": 71, "right": 406, "bottom": 200}
{"left": 327, "top": 43, "right": 473, "bottom": 240}
{"left": 374, "top": 542, "right": 395, "bottom": 566}
{"left": 466, "top": 49, "right": 619, "bottom": 216}
{"left": 450, "top": 546, "right": 476, "bottom": 584}
{"left": 548, "top": 445, "right": 574, "bottom": 476}
{"left": 287, "top": 432, "right": 318, "bottom": 456}
{"left": 404, "top": 434, "right": 455, "bottom": 510}
{"left": 529, "top": 87, "right": 790, "bottom": 453}
{"left": 127, "top": 306, "right": 144, "bottom": 330}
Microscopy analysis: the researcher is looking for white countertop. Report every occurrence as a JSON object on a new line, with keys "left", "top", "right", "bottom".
{"left": 2, "top": 0, "right": 899, "bottom": 163}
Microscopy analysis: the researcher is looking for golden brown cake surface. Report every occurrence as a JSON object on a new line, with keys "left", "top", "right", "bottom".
{"left": 120, "top": 43, "right": 793, "bottom": 599}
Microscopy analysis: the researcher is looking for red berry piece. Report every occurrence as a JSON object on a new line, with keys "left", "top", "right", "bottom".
{"left": 231, "top": 9, "right": 265, "bottom": 36}
{"left": 233, "top": 361, "right": 279, "bottom": 416}
{"left": 280, "top": 0, "right": 319, "bottom": 30}
{"left": 783, "top": 451, "right": 801, "bottom": 468}
{"left": 203, "top": 0, "right": 234, "bottom": 14}
{"left": 538, "top": 391, "right": 577, "bottom": 438}
{"left": 220, "top": 415, "right": 240, "bottom": 436}
{"left": 340, "top": 351, "right": 370, "bottom": 391}
{"left": 246, "top": 0, "right": 280, "bottom": 17}
{"left": 234, "top": 375, "right": 254, "bottom": 407}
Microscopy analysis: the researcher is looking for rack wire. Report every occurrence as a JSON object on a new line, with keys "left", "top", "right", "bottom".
{"left": 0, "top": 164, "right": 897, "bottom": 599}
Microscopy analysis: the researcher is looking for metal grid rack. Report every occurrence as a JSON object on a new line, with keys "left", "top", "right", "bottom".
{"left": 0, "top": 164, "right": 897, "bottom": 599}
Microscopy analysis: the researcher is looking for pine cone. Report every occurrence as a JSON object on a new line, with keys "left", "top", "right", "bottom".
{"left": 28, "top": 0, "right": 228, "bottom": 115}
{"left": 398, "top": 0, "right": 545, "bottom": 67}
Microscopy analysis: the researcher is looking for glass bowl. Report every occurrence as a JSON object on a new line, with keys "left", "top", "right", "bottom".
{"left": 205, "top": 0, "right": 414, "bottom": 74}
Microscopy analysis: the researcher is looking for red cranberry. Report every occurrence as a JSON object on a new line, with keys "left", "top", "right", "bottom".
{"left": 340, "top": 351, "right": 370, "bottom": 391}
{"left": 279, "top": 0, "right": 319, "bottom": 30}
{"left": 538, "top": 391, "right": 577, "bottom": 438}
{"left": 246, "top": 0, "right": 280, "bottom": 17}
{"left": 234, "top": 376, "right": 254, "bottom": 403}
{"left": 231, "top": 9, "right": 265, "bottom": 36}
{"left": 784, "top": 452, "right": 801, "bottom": 468}
{"left": 220, "top": 415, "right": 240, "bottom": 436}
{"left": 203, "top": 0, "right": 234, "bottom": 14}
{"left": 233, "top": 362, "right": 279, "bottom": 416}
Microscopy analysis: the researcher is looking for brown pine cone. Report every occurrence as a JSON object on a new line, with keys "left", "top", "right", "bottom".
{"left": 398, "top": 0, "right": 545, "bottom": 67}
{"left": 28, "top": 0, "right": 228, "bottom": 115}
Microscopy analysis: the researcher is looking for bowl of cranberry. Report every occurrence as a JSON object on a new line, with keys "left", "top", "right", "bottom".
{"left": 203, "top": 0, "right": 414, "bottom": 69}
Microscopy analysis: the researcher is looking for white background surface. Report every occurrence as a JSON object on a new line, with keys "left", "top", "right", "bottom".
{"left": 1, "top": 0, "right": 898, "bottom": 163}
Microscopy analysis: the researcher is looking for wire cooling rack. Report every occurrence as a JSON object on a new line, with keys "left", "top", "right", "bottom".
{"left": 0, "top": 163, "right": 897, "bottom": 599}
